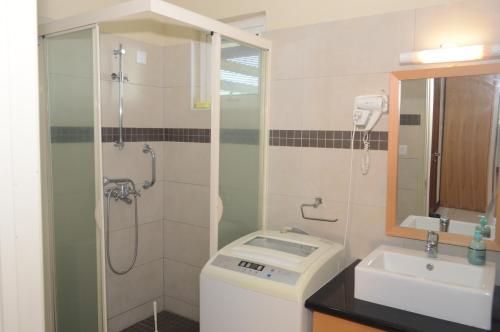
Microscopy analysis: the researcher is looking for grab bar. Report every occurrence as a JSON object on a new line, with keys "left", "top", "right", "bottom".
{"left": 300, "top": 197, "right": 338, "bottom": 223}
{"left": 142, "top": 144, "right": 156, "bottom": 189}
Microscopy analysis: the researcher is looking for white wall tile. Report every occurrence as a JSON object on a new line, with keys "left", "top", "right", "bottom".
{"left": 163, "top": 43, "right": 191, "bottom": 88}
{"left": 164, "top": 182, "right": 209, "bottom": 228}
{"left": 266, "top": 10, "right": 414, "bottom": 80}
{"left": 100, "top": 33, "right": 164, "bottom": 87}
{"left": 269, "top": 79, "right": 303, "bottom": 129}
{"left": 101, "top": 80, "right": 164, "bottom": 128}
{"left": 351, "top": 150, "right": 387, "bottom": 208}
{"left": 317, "top": 10, "right": 414, "bottom": 76}
{"left": 107, "top": 221, "right": 163, "bottom": 274}
{"left": 107, "top": 296, "right": 163, "bottom": 332}
{"left": 268, "top": 147, "right": 353, "bottom": 203}
{"left": 164, "top": 221, "right": 209, "bottom": 268}
{"left": 264, "top": 27, "right": 307, "bottom": 80}
{"left": 106, "top": 259, "right": 163, "bottom": 318}
{"left": 163, "top": 296, "right": 199, "bottom": 322}
{"left": 348, "top": 204, "right": 404, "bottom": 259}
{"left": 310, "top": 74, "right": 389, "bottom": 131}
{"left": 264, "top": 1, "right": 500, "bottom": 284}
{"left": 301, "top": 148, "right": 352, "bottom": 202}
{"left": 164, "top": 142, "right": 210, "bottom": 186}
{"left": 414, "top": 0, "right": 500, "bottom": 50}
{"left": 267, "top": 146, "right": 304, "bottom": 195}
{"left": 164, "top": 259, "right": 201, "bottom": 306}
{"left": 270, "top": 74, "right": 389, "bottom": 132}
{"left": 106, "top": 180, "right": 164, "bottom": 232}
{"left": 102, "top": 141, "right": 164, "bottom": 184}
{"left": 164, "top": 86, "right": 210, "bottom": 128}
{"left": 266, "top": 193, "right": 348, "bottom": 244}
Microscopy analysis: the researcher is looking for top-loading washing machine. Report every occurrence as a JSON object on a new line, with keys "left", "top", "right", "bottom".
{"left": 200, "top": 230, "right": 345, "bottom": 332}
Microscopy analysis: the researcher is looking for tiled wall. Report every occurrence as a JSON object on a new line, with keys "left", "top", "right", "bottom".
{"left": 101, "top": 2, "right": 500, "bottom": 329}
{"left": 101, "top": 33, "right": 165, "bottom": 332}
{"left": 162, "top": 42, "right": 211, "bottom": 323}
{"left": 100, "top": 34, "right": 210, "bottom": 331}
{"left": 263, "top": 0, "right": 500, "bottom": 282}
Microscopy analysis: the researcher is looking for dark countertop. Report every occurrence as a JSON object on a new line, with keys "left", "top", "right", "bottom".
{"left": 305, "top": 260, "right": 500, "bottom": 332}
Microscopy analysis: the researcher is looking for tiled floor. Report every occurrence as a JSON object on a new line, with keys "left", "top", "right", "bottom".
{"left": 121, "top": 311, "right": 199, "bottom": 332}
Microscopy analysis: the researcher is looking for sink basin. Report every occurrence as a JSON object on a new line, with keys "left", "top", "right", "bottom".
{"left": 401, "top": 215, "right": 496, "bottom": 240}
{"left": 355, "top": 245, "right": 496, "bottom": 329}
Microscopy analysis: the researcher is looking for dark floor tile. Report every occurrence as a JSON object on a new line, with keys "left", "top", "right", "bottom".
{"left": 121, "top": 311, "right": 199, "bottom": 332}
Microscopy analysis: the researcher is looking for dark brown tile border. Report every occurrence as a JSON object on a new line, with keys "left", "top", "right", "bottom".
{"left": 400, "top": 114, "right": 421, "bottom": 125}
{"left": 101, "top": 127, "right": 210, "bottom": 143}
{"left": 102, "top": 127, "right": 166, "bottom": 143}
{"left": 269, "top": 130, "right": 388, "bottom": 150}
{"left": 53, "top": 127, "right": 388, "bottom": 151}
{"left": 165, "top": 128, "right": 210, "bottom": 143}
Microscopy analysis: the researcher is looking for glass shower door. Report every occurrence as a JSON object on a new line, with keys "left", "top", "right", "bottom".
{"left": 217, "top": 37, "right": 266, "bottom": 248}
{"left": 43, "top": 28, "right": 102, "bottom": 332}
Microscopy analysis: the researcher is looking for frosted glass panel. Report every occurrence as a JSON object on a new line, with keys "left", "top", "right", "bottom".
{"left": 218, "top": 38, "right": 265, "bottom": 248}
{"left": 46, "top": 29, "right": 100, "bottom": 332}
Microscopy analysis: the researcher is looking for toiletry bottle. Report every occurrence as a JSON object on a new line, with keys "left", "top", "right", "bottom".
{"left": 468, "top": 229, "right": 486, "bottom": 266}
{"left": 478, "top": 215, "right": 491, "bottom": 238}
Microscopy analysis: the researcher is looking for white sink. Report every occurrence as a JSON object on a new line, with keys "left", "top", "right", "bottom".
{"left": 355, "top": 245, "right": 496, "bottom": 330}
{"left": 401, "top": 215, "right": 496, "bottom": 240}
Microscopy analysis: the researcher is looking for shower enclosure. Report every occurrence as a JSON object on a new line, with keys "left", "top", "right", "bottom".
{"left": 39, "top": 1, "right": 270, "bottom": 331}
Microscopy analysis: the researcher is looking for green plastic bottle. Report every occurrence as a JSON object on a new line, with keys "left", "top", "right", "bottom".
{"left": 468, "top": 229, "right": 486, "bottom": 266}
{"left": 478, "top": 215, "right": 491, "bottom": 238}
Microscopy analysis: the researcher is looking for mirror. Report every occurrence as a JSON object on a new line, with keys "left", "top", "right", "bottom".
{"left": 387, "top": 64, "right": 500, "bottom": 250}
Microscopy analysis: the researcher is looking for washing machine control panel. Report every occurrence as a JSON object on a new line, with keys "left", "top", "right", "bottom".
{"left": 211, "top": 255, "right": 300, "bottom": 285}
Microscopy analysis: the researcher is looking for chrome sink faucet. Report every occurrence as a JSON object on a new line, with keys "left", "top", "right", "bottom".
{"left": 439, "top": 218, "right": 450, "bottom": 232}
{"left": 425, "top": 231, "right": 439, "bottom": 258}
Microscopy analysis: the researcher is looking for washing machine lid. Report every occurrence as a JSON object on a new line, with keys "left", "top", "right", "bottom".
{"left": 244, "top": 236, "right": 318, "bottom": 257}
{"left": 201, "top": 230, "right": 345, "bottom": 301}
{"left": 219, "top": 230, "right": 343, "bottom": 273}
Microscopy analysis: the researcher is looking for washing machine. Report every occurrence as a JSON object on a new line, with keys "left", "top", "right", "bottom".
{"left": 200, "top": 230, "right": 345, "bottom": 332}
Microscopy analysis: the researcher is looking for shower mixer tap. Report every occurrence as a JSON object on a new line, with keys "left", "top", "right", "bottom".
{"left": 103, "top": 177, "right": 140, "bottom": 204}
{"left": 111, "top": 72, "right": 128, "bottom": 82}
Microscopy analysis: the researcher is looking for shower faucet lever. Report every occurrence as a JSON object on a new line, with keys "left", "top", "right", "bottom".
{"left": 111, "top": 72, "right": 128, "bottom": 82}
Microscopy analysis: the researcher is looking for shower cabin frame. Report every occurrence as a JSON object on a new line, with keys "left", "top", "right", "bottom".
{"left": 38, "top": 1, "right": 271, "bottom": 331}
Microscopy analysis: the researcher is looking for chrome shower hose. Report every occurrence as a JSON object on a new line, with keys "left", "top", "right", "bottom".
{"left": 105, "top": 189, "right": 139, "bottom": 275}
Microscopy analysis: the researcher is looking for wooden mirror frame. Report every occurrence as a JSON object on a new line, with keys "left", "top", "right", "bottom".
{"left": 386, "top": 63, "right": 500, "bottom": 251}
